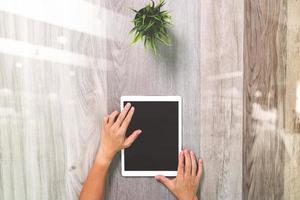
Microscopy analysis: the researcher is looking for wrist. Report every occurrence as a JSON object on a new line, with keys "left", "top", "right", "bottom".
{"left": 178, "top": 196, "right": 198, "bottom": 200}
{"left": 95, "top": 155, "right": 112, "bottom": 169}
{"left": 95, "top": 147, "right": 115, "bottom": 168}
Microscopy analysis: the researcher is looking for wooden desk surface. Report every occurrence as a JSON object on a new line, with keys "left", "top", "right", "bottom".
{"left": 0, "top": 0, "right": 299, "bottom": 199}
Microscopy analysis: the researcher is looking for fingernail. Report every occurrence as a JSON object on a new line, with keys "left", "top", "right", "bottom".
{"left": 190, "top": 151, "right": 194, "bottom": 155}
{"left": 131, "top": 106, "right": 135, "bottom": 111}
{"left": 199, "top": 159, "right": 203, "bottom": 164}
{"left": 126, "top": 103, "right": 131, "bottom": 108}
{"left": 138, "top": 130, "right": 142, "bottom": 134}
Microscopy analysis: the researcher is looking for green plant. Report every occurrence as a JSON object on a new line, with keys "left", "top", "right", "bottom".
{"left": 130, "top": 0, "right": 172, "bottom": 54}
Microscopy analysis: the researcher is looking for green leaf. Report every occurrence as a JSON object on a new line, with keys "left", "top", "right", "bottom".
{"left": 144, "top": 37, "right": 148, "bottom": 48}
{"left": 142, "top": 15, "right": 146, "bottom": 25}
{"left": 152, "top": 15, "right": 162, "bottom": 22}
{"left": 160, "top": 27, "right": 167, "bottom": 34}
{"left": 151, "top": 0, "right": 155, "bottom": 8}
{"left": 157, "top": 0, "right": 165, "bottom": 9}
{"left": 149, "top": 37, "right": 157, "bottom": 54}
{"left": 129, "top": 27, "right": 137, "bottom": 35}
{"left": 129, "top": 0, "right": 171, "bottom": 54}
{"left": 143, "top": 21, "right": 155, "bottom": 31}
{"left": 157, "top": 32, "right": 171, "bottom": 45}
{"left": 131, "top": 33, "right": 142, "bottom": 45}
{"left": 157, "top": 36, "right": 171, "bottom": 46}
{"left": 130, "top": 8, "right": 138, "bottom": 13}
{"left": 164, "top": 21, "right": 172, "bottom": 26}
{"left": 160, "top": 10, "right": 168, "bottom": 15}
{"left": 133, "top": 17, "right": 141, "bottom": 21}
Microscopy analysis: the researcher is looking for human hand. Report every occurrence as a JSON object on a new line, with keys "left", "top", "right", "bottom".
{"left": 95, "top": 103, "right": 142, "bottom": 166}
{"left": 155, "top": 150, "right": 203, "bottom": 200}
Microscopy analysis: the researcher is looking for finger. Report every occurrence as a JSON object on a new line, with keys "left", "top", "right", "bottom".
{"left": 184, "top": 150, "right": 192, "bottom": 176}
{"left": 108, "top": 111, "right": 119, "bottom": 127}
{"left": 155, "top": 175, "right": 173, "bottom": 189}
{"left": 177, "top": 151, "right": 184, "bottom": 176}
{"left": 190, "top": 151, "right": 197, "bottom": 176}
{"left": 102, "top": 115, "right": 108, "bottom": 127}
{"left": 120, "top": 106, "right": 135, "bottom": 131}
{"left": 123, "top": 129, "right": 142, "bottom": 148}
{"left": 115, "top": 103, "right": 131, "bottom": 127}
{"left": 196, "top": 159, "right": 203, "bottom": 183}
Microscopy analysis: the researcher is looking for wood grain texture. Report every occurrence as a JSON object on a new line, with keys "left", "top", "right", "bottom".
{"left": 104, "top": 0, "right": 202, "bottom": 199}
{"left": 0, "top": 0, "right": 244, "bottom": 199}
{"left": 0, "top": 1, "right": 108, "bottom": 199}
{"left": 286, "top": 0, "right": 300, "bottom": 135}
{"left": 1, "top": 0, "right": 299, "bottom": 199}
{"left": 243, "top": 0, "right": 287, "bottom": 199}
{"left": 200, "top": 0, "right": 244, "bottom": 199}
{"left": 284, "top": 0, "right": 300, "bottom": 199}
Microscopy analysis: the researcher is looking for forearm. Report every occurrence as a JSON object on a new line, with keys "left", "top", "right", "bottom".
{"left": 79, "top": 158, "right": 111, "bottom": 200}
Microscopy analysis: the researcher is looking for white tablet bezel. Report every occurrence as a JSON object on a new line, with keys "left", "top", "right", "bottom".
{"left": 120, "top": 96, "right": 182, "bottom": 177}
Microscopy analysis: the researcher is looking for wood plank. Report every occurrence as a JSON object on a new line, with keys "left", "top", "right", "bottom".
{"left": 0, "top": 8, "right": 108, "bottom": 200}
{"left": 105, "top": 0, "right": 201, "bottom": 199}
{"left": 243, "top": 0, "right": 287, "bottom": 199}
{"left": 200, "top": 0, "right": 244, "bottom": 199}
{"left": 284, "top": 0, "right": 300, "bottom": 199}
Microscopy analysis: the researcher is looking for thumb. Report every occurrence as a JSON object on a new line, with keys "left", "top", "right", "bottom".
{"left": 155, "top": 175, "right": 173, "bottom": 189}
{"left": 123, "top": 129, "right": 142, "bottom": 148}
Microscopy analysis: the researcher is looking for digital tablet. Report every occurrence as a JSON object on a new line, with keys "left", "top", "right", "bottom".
{"left": 120, "top": 96, "right": 182, "bottom": 177}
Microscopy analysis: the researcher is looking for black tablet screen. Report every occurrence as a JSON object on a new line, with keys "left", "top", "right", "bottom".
{"left": 124, "top": 101, "right": 179, "bottom": 171}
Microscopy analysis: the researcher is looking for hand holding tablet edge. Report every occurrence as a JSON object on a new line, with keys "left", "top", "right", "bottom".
{"left": 80, "top": 100, "right": 203, "bottom": 200}
{"left": 155, "top": 150, "right": 203, "bottom": 200}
